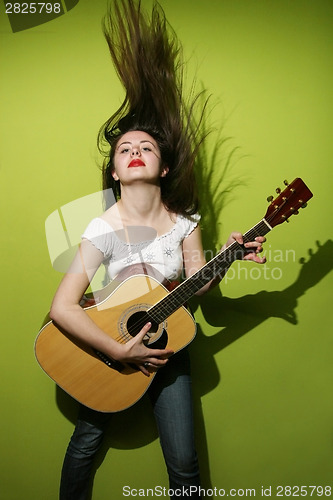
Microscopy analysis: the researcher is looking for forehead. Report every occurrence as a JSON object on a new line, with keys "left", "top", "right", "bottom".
{"left": 116, "top": 131, "right": 158, "bottom": 148}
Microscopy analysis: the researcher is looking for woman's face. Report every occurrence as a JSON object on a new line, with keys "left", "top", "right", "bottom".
{"left": 112, "top": 130, "right": 168, "bottom": 185}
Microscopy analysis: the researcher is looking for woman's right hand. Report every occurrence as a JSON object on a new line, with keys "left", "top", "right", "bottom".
{"left": 117, "top": 322, "right": 174, "bottom": 376}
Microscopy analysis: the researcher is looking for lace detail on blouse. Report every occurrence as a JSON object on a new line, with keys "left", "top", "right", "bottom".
{"left": 82, "top": 213, "right": 200, "bottom": 281}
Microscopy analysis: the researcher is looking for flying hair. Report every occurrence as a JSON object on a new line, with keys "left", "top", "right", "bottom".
{"left": 98, "top": 0, "right": 210, "bottom": 215}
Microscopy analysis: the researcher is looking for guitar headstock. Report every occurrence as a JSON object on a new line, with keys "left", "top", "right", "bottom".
{"left": 265, "top": 178, "right": 313, "bottom": 228}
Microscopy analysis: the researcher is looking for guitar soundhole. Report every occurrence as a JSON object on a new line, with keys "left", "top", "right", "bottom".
{"left": 126, "top": 311, "right": 167, "bottom": 349}
{"left": 127, "top": 311, "right": 158, "bottom": 337}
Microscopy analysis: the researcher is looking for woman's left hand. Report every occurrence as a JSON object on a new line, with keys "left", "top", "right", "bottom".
{"left": 224, "top": 232, "right": 266, "bottom": 264}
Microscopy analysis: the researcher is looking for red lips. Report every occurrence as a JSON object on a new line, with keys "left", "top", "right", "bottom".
{"left": 128, "top": 159, "right": 145, "bottom": 167}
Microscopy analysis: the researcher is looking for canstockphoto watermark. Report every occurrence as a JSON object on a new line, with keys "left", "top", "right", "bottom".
{"left": 44, "top": 188, "right": 295, "bottom": 283}
{"left": 123, "top": 485, "right": 257, "bottom": 497}
{"left": 224, "top": 246, "right": 296, "bottom": 283}
{"left": 183, "top": 246, "right": 296, "bottom": 283}
{"left": 123, "top": 485, "right": 333, "bottom": 497}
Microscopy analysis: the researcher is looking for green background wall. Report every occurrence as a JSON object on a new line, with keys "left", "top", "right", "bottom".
{"left": 1, "top": 0, "right": 332, "bottom": 498}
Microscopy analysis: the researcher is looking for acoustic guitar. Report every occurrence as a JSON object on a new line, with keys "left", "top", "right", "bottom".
{"left": 35, "top": 178, "right": 313, "bottom": 412}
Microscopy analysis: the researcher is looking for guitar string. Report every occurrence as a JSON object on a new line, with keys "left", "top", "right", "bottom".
{"left": 110, "top": 218, "right": 272, "bottom": 340}
{"left": 150, "top": 188, "right": 305, "bottom": 322}
{"left": 106, "top": 219, "right": 269, "bottom": 342}
{"left": 120, "top": 184, "right": 308, "bottom": 336}
{"left": 149, "top": 219, "right": 270, "bottom": 321}
{"left": 104, "top": 191, "right": 299, "bottom": 345}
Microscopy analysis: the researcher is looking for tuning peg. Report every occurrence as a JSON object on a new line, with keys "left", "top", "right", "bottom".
{"left": 283, "top": 179, "right": 289, "bottom": 186}
{"left": 276, "top": 187, "right": 281, "bottom": 194}
{"left": 301, "top": 202, "right": 307, "bottom": 208}
{"left": 267, "top": 195, "right": 274, "bottom": 202}
{"left": 294, "top": 210, "right": 299, "bottom": 215}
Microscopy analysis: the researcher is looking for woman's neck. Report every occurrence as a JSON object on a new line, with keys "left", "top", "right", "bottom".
{"left": 118, "top": 184, "right": 167, "bottom": 225}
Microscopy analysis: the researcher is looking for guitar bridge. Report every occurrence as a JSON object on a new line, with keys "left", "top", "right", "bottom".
{"left": 94, "top": 350, "right": 125, "bottom": 373}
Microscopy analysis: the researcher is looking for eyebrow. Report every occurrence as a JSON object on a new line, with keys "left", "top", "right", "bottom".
{"left": 117, "top": 140, "right": 156, "bottom": 149}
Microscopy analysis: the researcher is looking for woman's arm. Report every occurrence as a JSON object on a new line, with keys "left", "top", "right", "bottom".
{"left": 50, "top": 239, "right": 173, "bottom": 375}
{"left": 182, "top": 226, "right": 266, "bottom": 296}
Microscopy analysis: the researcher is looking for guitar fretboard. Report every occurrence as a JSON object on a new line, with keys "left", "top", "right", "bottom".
{"left": 148, "top": 218, "right": 271, "bottom": 323}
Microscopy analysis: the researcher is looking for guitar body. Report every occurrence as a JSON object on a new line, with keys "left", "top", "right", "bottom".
{"left": 34, "top": 274, "right": 196, "bottom": 413}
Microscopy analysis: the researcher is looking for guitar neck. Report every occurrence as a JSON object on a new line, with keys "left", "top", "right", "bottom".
{"left": 148, "top": 218, "right": 272, "bottom": 323}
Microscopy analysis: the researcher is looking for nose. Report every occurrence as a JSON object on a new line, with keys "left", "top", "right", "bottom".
{"left": 131, "top": 147, "right": 141, "bottom": 156}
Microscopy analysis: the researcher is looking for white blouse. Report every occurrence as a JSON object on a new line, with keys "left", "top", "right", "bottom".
{"left": 82, "top": 214, "right": 200, "bottom": 282}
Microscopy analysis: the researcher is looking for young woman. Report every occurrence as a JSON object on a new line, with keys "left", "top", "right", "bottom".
{"left": 50, "top": 1, "right": 266, "bottom": 499}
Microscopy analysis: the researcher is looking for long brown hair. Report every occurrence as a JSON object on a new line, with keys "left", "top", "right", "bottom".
{"left": 98, "top": 0, "right": 209, "bottom": 215}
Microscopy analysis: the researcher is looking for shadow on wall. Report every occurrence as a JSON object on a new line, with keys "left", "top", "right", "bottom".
{"left": 56, "top": 238, "right": 333, "bottom": 492}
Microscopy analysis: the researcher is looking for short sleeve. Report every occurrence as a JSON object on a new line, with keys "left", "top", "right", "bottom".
{"left": 81, "top": 218, "right": 114, "bottom": 258}
{"left": 177, "top": 213, "right": 201, "bottom": 240}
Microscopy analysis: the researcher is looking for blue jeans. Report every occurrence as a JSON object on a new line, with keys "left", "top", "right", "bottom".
{"left": 59, "top": 349, "right": 201, "bottom": 499}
